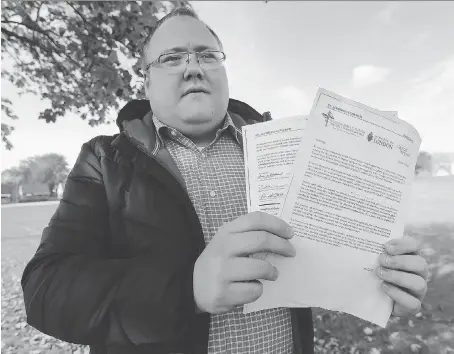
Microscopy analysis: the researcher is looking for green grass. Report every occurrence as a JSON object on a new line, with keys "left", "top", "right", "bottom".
{"left": 2, "top": 177, "right": 454, "bottom": 353}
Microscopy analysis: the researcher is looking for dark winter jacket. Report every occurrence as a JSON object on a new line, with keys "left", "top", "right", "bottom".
{"left": 21, "top": 98, "right": 314, "bottom": 354}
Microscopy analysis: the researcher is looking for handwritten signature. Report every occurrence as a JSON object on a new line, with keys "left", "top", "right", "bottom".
{"left": 258, "top": 184, "right": 287, "bottom": 192}
{"left": 258, "top": 171, "right": 285, "bottom": 181}
{"left": 260, "top": 192, "right": 285, "bottom": 200}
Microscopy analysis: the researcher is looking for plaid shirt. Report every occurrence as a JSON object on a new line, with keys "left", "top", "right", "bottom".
{"left": 152, "top": 114, "right": 293, "bottom": 354}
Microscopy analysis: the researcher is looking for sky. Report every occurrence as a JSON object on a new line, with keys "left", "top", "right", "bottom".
{"left": 2, "top": 1, "right": 454, "bottom": 171}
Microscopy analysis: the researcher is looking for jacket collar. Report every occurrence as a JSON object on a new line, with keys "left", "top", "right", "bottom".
{"left": 116, "top": 98, "right": 270, "bottom": 158}
{"left": 112, "top": 99, "right": 271, "bottom": 192}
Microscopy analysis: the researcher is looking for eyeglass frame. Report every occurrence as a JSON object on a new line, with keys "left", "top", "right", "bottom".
{"left": 145, "top": 50, "right": 227, "bottom": 73}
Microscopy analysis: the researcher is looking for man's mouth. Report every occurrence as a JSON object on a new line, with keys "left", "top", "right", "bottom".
{"left": 183, "top": 88, "right": 209, "bottom": 96}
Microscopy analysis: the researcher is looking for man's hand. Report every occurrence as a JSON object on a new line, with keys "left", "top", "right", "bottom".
{"left": 193, "top": 211, "right": 295, "bottom": 314}
{"left": 376, "top": 236, "right": 429, "bottom": 317}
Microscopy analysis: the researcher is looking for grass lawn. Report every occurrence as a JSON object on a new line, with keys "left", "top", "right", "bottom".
{"left": 1, "top": 177, "right": 454, "bottom": 353}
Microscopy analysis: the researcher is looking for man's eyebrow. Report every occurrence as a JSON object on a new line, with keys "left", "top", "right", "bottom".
{"left": 162, "top": 45, "right": 218, "bottom": 54}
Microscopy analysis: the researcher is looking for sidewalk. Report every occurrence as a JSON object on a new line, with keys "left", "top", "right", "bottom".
{"left": 1, "top": 200, "right": 60, "bottom": 209}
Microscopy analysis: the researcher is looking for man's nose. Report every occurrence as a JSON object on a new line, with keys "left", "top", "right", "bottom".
{"left": 183, "top": 53, "right": 205, "bottom": 80}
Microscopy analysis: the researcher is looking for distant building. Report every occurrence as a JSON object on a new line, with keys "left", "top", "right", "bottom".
{"left": 1, "top": 181, "right": 66, "bottom": 204}
{"left": 434, "top": 163, "right": 454, "bottom": 176}
{"left": 1, "top": 183, "right": 14, "bottom": 196}
{"left": 19, "top": 183, "right": 52, "bottom": 202}
{"left": 432, "top": 153, "right": 454, "bottom": 176}
{"left": 1, "top": 183, "right": 16, "bottom": 203}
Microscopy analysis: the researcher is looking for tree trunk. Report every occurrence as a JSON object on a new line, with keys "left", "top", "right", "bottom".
{"left": 48, "top": 183, "right": 55, "bottom": 197}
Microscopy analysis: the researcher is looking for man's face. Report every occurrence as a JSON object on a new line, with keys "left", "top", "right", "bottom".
{"left": 144, "top": 16, "right": 229, "bottom": 139}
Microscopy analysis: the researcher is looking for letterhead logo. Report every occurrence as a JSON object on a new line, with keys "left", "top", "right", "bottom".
{"left": 322, "top": 110, "right": 334, "bottom": 127}
{"left": 367, "top": 132, "right": 394, "bottom": 149}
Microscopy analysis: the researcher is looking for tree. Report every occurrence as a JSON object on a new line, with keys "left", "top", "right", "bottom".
{"left": 1, "top": 165, "right": 23, "bottom": 185}
{"left": 1, "top": 1, "right": 192, "bottom": 149}
{"left": 2, "top": 153, "right": 69, "bottom": 195}
{"left": 1, "top": 98, "right": 18, "bottom": 150}
{"left": 415, "top": 151, "right": 433, "bottom": 175}
{"left": 33, "top": 153, "right": 70, "bottom": 195}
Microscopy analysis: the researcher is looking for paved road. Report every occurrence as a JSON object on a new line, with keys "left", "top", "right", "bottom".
{"left": 2, "top": 201, "right": 59, "bottom": 239}
{"left": 2, "top": 202, "right": 59, "bottom": 267}
{"left": 1, "top": 200, "right": 60, "bottom": 209}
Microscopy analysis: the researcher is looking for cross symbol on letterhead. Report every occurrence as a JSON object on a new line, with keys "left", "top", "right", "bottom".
{"left": 322, "top": 110, "right": 334, "bottom": 127}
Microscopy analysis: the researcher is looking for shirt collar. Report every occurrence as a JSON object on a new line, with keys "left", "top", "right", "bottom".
{"left": 152, "top": 112, "right": 242, "bottom": 146}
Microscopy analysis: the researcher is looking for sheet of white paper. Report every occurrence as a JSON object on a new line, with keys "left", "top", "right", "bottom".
{"left": 242, "top": 110, "right": 399, "bottom": 314}
{"left": 241, "top": 116, "right": 312, "bottom": 311}
{"left": 242, "top": 115, "right": 308, "bottom": 217}
{"left": 245, "top": 89, "right": 420, "bottom": 327}
{"left": 381, "top": 111, "right": 399, "bottom": 119}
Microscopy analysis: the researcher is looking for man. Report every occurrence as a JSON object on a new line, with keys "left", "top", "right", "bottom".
{"left": 22, "top": 7, "right": 429, "bottom": 354}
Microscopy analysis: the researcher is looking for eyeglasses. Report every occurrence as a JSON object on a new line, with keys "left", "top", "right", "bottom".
{"left": 145, "top": 51, "right": 226, "bottom": 72}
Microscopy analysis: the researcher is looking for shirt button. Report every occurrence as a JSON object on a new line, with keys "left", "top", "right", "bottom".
{"left": 209, "top": 191, "right": 216, "bottom": 197}
{"left": 170, "top": 130, "right": 177, "bottom": 136}
{"left": 201, "top": 152, "right": 206, "bottom": 158}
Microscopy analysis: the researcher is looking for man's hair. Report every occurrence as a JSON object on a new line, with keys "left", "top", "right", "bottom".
{"left": 140, "top": 6, "right": 224, "bottom": 74}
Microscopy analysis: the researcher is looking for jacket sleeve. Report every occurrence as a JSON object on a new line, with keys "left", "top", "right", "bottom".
{"left": 21, "top": 138, "right": 198, "bottom": 349}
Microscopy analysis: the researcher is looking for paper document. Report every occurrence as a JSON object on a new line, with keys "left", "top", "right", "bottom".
{"left": 242, "top": 115, "right": 308, "bottom": 217}
{"left": 243, "top": 89, "right": 421, "bottom": 327}
{"left": 242, "top": 116, "right": 310, "bottom": 309}
{"left": 242, "top": 108, "right": 399, "bottom": 313}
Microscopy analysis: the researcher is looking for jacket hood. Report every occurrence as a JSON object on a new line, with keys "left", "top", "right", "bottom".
{"left": 116, "top": 98, "right": 272, "bottom": 132}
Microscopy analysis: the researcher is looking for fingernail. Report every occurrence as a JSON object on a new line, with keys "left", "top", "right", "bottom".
{"left": 291, "top": 244, "right": 297, "bottom": 256}
{"left": 288, "top": 226, "right": 294, "bottom": 237}
{"left": 380, "top": 254, "right": 391, "bottom": 267}
{"left": 274, "top": 267, "right": 279, "bottom": 279}
{"left": 386, "top": 243, "right": 394, "bottom": 254}
{"left": 375, "top": 266, "right": 382, "bottom": 278}
{"left": 376, "top": 266, "right": 387, "bottom": 278}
